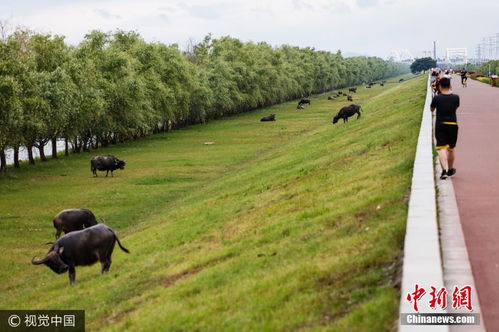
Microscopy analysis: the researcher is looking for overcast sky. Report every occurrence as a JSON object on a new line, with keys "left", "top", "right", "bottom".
{"left": 1, "top": 0, "right": 497, "bottom": 59}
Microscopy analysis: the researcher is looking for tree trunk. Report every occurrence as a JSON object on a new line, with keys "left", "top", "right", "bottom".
{"left": 27, "top": 144, "right": 35, "bottom": 165}
{"left": 51, "top": 137, "right": 58, "bottom": 159}
{"left": 93, "top": 137, "right": 99, "bottom": 149}
{"left": 0, "top": 150, "right": 6, "bottom": 172}
{"left": 37, "top": 143, "right": 47, "bottom": 162}
{"left": 65, "top": 138, "right": 69, "bottom": 156}
{"left": 82, "top": 138, "right": 89, "bottom": 152}
{"left": 13, "top": 146, "right": 20, "bottom": 168}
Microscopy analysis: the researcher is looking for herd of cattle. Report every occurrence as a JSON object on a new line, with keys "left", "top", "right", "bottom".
{"left": 31, "top": 81, "right": 391, "bottom": 285}
{"left": 32, "top": 156, "right": 128, "bottom": 285}
{"left": 260, "top": 81, "right": 387, "bottom": 123}
{"left": 32, "top": 208, "right": 129, "bottom": 285}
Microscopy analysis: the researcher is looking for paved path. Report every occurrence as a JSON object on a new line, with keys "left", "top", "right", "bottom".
{"left": 451, "top": 76, "right": 499, "bottom": 330}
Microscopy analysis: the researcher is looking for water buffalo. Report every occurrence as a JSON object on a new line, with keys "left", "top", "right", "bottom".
{"left": 347, "top": 95, "right": 353, "bottom": 101}
{"left": 91, "top": 155, "right": 125, "bottom": 177}
{"left": 327, "top": 96, "right": 335, "bottom": 100}
{"left": 399, "top": 78, "right": 404, "bottom": 82}
{"left": 53, "top": 209, "right": 97, "bottom": 239}
{"left": 298, "top": 98, "right": 311, "bottom": 106}
{"left": 349, "top": 87, "right": 357, "bottom": 93}
{"left": 31, "top": 224, "right": 129, "bottom": 285}
{"left": 332, "top": 104, "right": 362, "bottom": 124}
{"left": 261, "top": 114, "right": 276, "bottom": 121}
{"left": 380, "top": 83, "right": 384, "bottom": 86}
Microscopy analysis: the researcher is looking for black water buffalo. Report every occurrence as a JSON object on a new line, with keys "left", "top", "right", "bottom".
{"left": 91, "top": 155, "right": 125, "bottom": 177}
{"left": 399, "top": 78, "right": 404, "bottom": 82}
{"left": 53, "top": 209, "right": 97, "bottom": 239}
{"left": 347, "top": 95, "right": 353, "bottom": 101}
{"left": 298, "top": 98, "right": 311, "bottom": 106}
{"left": 261, "top": 114, "right": 276, "bottom": 121}
{"left": 348, "top": 87, "right": 357, "bottom": 93}
{"left": 380, "top": 83, "right": 384, "bottom": 86}
{"left": 31, "top": 224, "right": 129, "bottom": 285}
{"left": 332, "top": 104, "right": 362, "bottom": 124}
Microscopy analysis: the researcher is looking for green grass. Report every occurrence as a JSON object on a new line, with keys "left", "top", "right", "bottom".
{"left": 0, "top": 74, "right": 425, "bottom": 331}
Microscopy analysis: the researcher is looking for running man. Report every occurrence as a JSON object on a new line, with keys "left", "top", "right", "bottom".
{"left": 460, "top": 69, "right": 468, "bottom": 87}
{"left": 430, "top": 77, "right": 460, "bottom": 179}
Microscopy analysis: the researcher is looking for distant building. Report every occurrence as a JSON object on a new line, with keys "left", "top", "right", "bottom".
{"left": 445, "top": 48, "right": 467, "bottom": 64}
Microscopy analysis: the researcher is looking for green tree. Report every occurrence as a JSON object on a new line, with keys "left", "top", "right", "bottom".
{"left": 410, "top": 57, "right": 436, "bottom": 74}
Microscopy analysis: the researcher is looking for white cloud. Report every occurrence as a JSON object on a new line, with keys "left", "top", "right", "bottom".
{"left": 2, "top": 0, "right": 499, "bottom": 58}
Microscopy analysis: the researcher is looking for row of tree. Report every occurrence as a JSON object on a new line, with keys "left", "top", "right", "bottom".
{"left": 0, "top": 29, "right": 409, "bottom": 170}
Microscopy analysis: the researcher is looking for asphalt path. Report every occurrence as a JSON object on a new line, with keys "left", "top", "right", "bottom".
{"left": 450, "top": 75, "right": 499, "bottom": 330}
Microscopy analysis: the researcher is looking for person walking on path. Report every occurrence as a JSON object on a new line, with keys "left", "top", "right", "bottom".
{"left": 430, "top": 77, "right": 460, "bottom": 179}
{"left": 460, "top": 69, "right": 468, "bottom": 87}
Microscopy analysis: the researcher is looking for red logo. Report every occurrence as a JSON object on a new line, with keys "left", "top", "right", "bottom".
{"left": 406, "top": 284, "right": 473, "bottom": 312}
{"left": 407, "top": 284, "right": 426, "bottom": 312}
{"left": 452, "top": 286, "right": 473, "bottom": 311}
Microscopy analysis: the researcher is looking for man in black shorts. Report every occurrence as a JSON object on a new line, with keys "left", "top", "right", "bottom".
{"left": 430, "top": 77, "right": 460, "bottom": 179}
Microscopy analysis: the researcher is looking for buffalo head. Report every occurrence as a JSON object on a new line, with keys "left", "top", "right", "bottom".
{"left": 115, "top": 160, "right": 126, "bottom": 170}
{"left": 332, "top": 115, "right": 340, "bottom": 124}
{"left": 31, "top": 246, "right": 68, "bottom": 274}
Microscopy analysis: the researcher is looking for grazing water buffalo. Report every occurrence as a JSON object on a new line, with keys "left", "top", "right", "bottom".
{"left": 261, "top": 114, "right": 276, "bottom": 121}
{"left": 53, "top": 209, "right": 97, "bottom": 239}
{"left": 347, "top": 95, "right": 353, "bottom": 101}
{"left": 348, "top": 87, "right": 357, "bottom": 93}
{"left": 31, "top": 224, "right": 129, "bottom": 285}
{"left": 91, "top": 155, "right": 125, "bottom": 177}
{"left": 332, "top": 104, "right": 362, "bottom": 124}
{"left": 399, "top": 78, "right": 404, "bottom": 82}
{"left": 298, "top": 98, "right": 311, "bottom": 106}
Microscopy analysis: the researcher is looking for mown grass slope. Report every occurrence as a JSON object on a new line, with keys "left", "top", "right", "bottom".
{"left": 0, "top": 74, "right": 425, "bottom": 331}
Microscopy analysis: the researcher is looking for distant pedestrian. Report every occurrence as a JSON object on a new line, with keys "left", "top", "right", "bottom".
{"left": 430, "top": 77, "right": 460, "bottom": 179}
{"left": 460, "top": 69, "right": 468, "bottom": 87}
{"left": 433, "top": 74, "right": 442, "bottom": 95}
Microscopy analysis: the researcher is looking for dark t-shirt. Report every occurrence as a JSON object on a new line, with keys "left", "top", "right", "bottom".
{"left": 430, "top": 93, "right": 460, "bottom": 123}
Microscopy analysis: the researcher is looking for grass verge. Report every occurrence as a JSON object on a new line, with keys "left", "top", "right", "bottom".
{"left": 0, "top": 74, "right": 425, "bottom": 331}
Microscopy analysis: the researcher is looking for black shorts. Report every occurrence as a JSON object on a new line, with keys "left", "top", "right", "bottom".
{"left": 435, "top": 123, "right": 458, "bottom": 150}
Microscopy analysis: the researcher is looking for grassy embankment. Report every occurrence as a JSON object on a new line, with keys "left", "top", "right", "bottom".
{"left": 0, "top": 74, "right": 425, "bottom": 331}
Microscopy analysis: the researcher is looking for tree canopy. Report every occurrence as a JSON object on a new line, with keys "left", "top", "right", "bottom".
{"left": 0, "top": 29, "right": 409, "bottom": 169}
{"left": 410, "top": 57, "right": 436, "bottom": 74}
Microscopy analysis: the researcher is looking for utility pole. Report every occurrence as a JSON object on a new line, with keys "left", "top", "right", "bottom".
{"left": 433, "top": 41, "right": 436, "bottom": 60}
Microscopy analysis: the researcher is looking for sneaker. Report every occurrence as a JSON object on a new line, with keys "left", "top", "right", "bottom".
{"left": 440, "top": 170, "right": 448, "bottom": 180}
{"left": 447, "top": 168, "right": 456, "bottom": 177}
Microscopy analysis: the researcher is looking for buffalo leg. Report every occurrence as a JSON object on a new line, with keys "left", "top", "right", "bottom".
{"left": 106, "top": 170, "right": 109, "bottom": 177}
{"left": 357, "top": 111, "right": 361, "bottom": 119}
{"left": 69, "top": 266, "right": 76, "bottom": 285}
{"left": 101, "top": 259, "right": 111, "bottom": 274}
{"left": 55, "top": 230, "right": 61, "bottom": 240}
